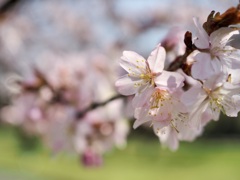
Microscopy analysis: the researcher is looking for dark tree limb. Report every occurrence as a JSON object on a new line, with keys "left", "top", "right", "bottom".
{"left": 0, "top": 0, "right": 22, "bottom": 14}
{"left": 76, "top": 94, "right": 125, "bottom": 119}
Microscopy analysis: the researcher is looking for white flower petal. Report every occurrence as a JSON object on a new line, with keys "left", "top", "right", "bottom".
{"left": 120, "top": 51, "right": 146, "bottom": 74}
{"left": 178, "top": 125, "right": 202, "bottom": 141}
{"left": 133, "top": 107, "right": 151, "bottom": 129}
{"left": 181, "top": 86, "right": 206, "bottom": 109}
{"left": 153, "top": 120, "right": 171, "bottom": 135}
{"left": 115, "top": 75, "right": 142, "bottom": 95}
{"left": 182, "top": 85, "right": 209, "bottom": 130}
{"left": 220, "top": 47, "right": 240, "bottom": 69}
{"left": 189, "top": 100, "right": 209, "bottom": 129}
{"left": 201, "top": 108, "right": 215, "bottom": 125}
{"left": 209, "top": 102, "right": 221, "bottom": 120}
{"left": 223, "top": 94, "right": 240, "bottom": 117}
{"left": 175, "top": 111, "right": 202, "bottom": 141}
{"left": 158, "top": 126, "right": 179, "bottom": 151}
{"left": 229, "top": 68, "right": 240, "bottom": 84}
{"left": 191, "top": 53, "right": 221, "bottom": 80}
{"left": 232, "top": 94, "right": 240, "bottom": 109}
{"left": 210, "top": 27, "right": 239, "bottom": 47}
{"left": 204, "top": 73, "right": 225, "bottom": 90}
{"left": 147, "top": 44, "right": 165, "bottom": 73}
{"left": 193, "top": 17, "right": 209, "bottom": 49}
{"left": 132, "top": 86, "right": 154, "bottom": 108}
{"left": 155, "top": 71, "right": 184, "bottom": 92}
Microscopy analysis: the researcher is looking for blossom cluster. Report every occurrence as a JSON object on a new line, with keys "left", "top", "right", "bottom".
{"left": 0, "top": 0, "right": 239, "bottom": 167}
{"left": 1, "top": 54, "right": 129, "bottom": 166}
{"left": 116, "top": 5, "right": 240, "bottom": 150}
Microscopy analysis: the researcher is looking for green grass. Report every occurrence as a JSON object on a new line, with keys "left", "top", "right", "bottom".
{"left": 1, "top": 128, "right": 240, "bottom": 180}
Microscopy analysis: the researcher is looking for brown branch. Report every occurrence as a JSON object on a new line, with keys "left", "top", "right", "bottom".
{"left": 0, "top": 0, "right": 22, "bottom": 14}
{"left": 76, "top": 94, "right": 125, "bottom": 119}
{"left": 76, "top": 32, "right": 198, "bottom": 119}
{"left": 167, "top": 31, "right": 196, "bottom": 72}
{"left": 203, "top": 3, "right": 240, "bottom": 35}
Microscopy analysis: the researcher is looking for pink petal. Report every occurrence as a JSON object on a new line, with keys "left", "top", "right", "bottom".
{"left": 193, "top": 17, "right": 209, "bottom": 49}
{"left": 230, "top": 95, "right": 240, "bottom": 116}
{"left": 204, "top": 72, "right": 225, "bottom": 90}
{"left": 155, "top": 71, "right": 184, "bottom": 92}
{"left": 120, "top": 51, "right": 146, "bottom": 74}
{"left": 178, "top": 122, "right": 202, "bottom": 141}
{"left": 210, "top": 27, "right": 239, "bottom": 47}
{"left": 189, "top": 100, "right": 209, "bottom": 130}
{"left": 133, "top": 118, "right": 150, "bottom": 129}
{"left": 219, "top": 91, "right": 240, "bottom": 117}
{"left": 132, "top": 86, "right": 154, "bottom": 108}
{"left": 147, "top": 44, "right": 166, "bottom": 73}
{"left": 174, "top": 99, "right": 188, "bottom": 113}
{"left": 133, "top": 107, "right": 151, "bottom": 129}
{"left": 153, "top": 120, "right": 170, "bottom": 135}
{"left": 220, "top": 47, "right": 240, "bottom": 69}
{"left": 191, "top": 53, "right": 221, "bottom": 80}
{"left": 201, "top": 108, "right": 214, "bottom": 126}
{"left": 155, "top": 113, "right": 170, "bottom": 122}
{"left": 229, "top": 68, "right": 240, "bottom": 84}
{"left": 158, "top": 126, "right": 179, "bottom": 151}
{"left": 181, "top": 86, "right": 206, "bottom": 109}
{"left": 211, "top": 108, "right": 220, "bottom": 120}
{"left": 115, "top": 75, "right": 142, "bottom": 95}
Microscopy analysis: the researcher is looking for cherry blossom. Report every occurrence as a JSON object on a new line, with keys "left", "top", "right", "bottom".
{"left": 182, "top": 73, "right": 240, "bottom": 129}
{"left": 161, "top": 27, "right": 186, "bottom": 68}
{"left": 132, "top": 86, "right": 198, "bottom": 151}
{"left": 74, "top": 99, "right": 129, "bottom": 162}
{"left": 2, "top": 0, "right": 240, "bottom": 161}
{"left": 191, "top": 17, "right": 240, "bottom": 80}
{"left": 115, "top": 44, "right": 166, "bottom": 96}
{"left": 116, "top": 44, "right": 184, "bottom": 108}
{"left": 1, "top": 52, "right": 129, "bottom": 165}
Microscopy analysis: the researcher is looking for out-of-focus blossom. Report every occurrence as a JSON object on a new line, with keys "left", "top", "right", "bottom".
{"left": 161, "top": 27, "right": 186, "bottom": 68}
{"left": 0, "top": 0, "right": 239, "bottom": 159}
{"left": 1, "top": 52, "right": 129, "bottom": 165}
{"left": 81, "top": 149, "right": 103, "bottom": 167}
{"left": 74, "top": 99, "right": 128, "bottom": 156}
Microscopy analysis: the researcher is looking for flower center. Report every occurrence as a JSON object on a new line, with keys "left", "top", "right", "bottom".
{"left": 210, "top": 46, "right": 224, "bottom": 59}
{"left": 139, "top": 72, "right": 156, "bottom": 86}
{"left": 209, "top": 97, "right": 223, "bottom": 113}
{"left": 148, "top": 89, "right": 172, "bottom": 116}
{"left": 205, "top": 87, "right": 226, "bottom": 114}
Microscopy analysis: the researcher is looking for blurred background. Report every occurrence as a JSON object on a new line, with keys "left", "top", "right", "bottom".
{"left": 0, "top": 0, "right": 240, "bottom": 180}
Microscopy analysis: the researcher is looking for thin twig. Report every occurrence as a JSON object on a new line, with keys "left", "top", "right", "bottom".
{"left": 168, "top": 31, "right": 196, "bottom": 72}
{"left": 76, "top": 94, "right": 125, "bottom": 119}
